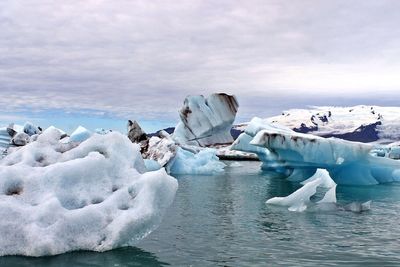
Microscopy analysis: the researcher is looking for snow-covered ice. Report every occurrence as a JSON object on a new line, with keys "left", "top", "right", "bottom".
{"left": 69, "top": 126, "right": 92, "bottom": 142}
{"left": 235, "top": 105, "right": 400, "bottom": 143}
{"left": 214, "top": 144, "right": 259, "bottom": 161}
{"left": 144, "top": 159, "right": 162, "bottom": 172}
{"left": 173, "top": 93, "right": 239, "bottom": 146}
{"left": 11, "top": 132, "right": 30, "bottom": 146}
{"left": 144, "top": 131, "right": 226, "bottom": 175}
{"left": 166, "top": 147, "right": 226, "bottom": 175}
{"left": 0, "top": 129, "right": 178, "bottom": 256}
{"left": 23, "top": 122, "right": 41, "bottom": 136}
{"left": 145, "top": 135, "right": 177, "bottom": 167}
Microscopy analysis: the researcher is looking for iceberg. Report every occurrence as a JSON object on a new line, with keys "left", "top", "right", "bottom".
{"left": 233, "top": 117, "right": 400, "bottom": 185}
{"left": 143, "top": 159, "right": 162, "bottom": 172}
{"left": 127, "top": 120, "right": 149, "bottom": 153}
{"left": 266, "top": 169, "right": 337, "bottom": 212}
{"left": 141, "top": 129, "right": 225, "bottom": 175}
{"left": 1, "top": 122, "right": 42, "bottom": 157}
{"left": 343, "top": 201, "right": 371, "bottom": 213}
{"left": 231, "top": 118, "right": 289, "bottom": 174}
{"left": 145, "top": 133, "right": 177, "bottom": 167}
{"left": 95, "top": 128, "right": 112, "bottom": 135}
{"left": 300, "top": 169, "right": 337, "bottom": 189}
{"left": 167, "top": 147, "right": 226, "bottom": 175}
{"left": 173, "top": 93, "right": 239, "bottom": 146}
{"left": 0, "top": 127, "right": 11, "bottom": 157}
{"left": 11, "top": 132, "right": 30, "bottom": 146}
{"left": 23, "top": 122, "right": 41, "bottom": 136}
{"left": 0, "top": 129, "right": 178, "bottom": 256}
{"left": 69, "top": 126, "right": 92, "bottom": 143}
{"left": 266, "top": 168, "right": 371, "bottom": 213}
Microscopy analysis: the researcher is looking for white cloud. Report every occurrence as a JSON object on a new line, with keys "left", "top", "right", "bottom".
{"left": 0, "top": 0, "right": 400, "bottom": 120}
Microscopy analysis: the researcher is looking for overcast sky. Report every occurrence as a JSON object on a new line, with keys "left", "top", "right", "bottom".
{"left": 1, "top": 0, "right": 400, "bottom": 130}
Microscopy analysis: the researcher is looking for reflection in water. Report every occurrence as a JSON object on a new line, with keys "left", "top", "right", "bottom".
{"left": 0, "top": 247, "right": 169, "bottom": 267}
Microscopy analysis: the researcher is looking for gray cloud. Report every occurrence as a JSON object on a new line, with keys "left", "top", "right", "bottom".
{"left": 1, "top": 0, "right": 400, "bottom": 121}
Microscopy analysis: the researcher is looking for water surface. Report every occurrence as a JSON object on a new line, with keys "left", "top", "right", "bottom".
{"left": 2, "top": 161, "right": 400, "bottom": 266}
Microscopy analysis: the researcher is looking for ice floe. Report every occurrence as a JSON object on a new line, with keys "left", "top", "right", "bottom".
{"left": 69, "top": 126, "right": 92, "bottom": 143}
{"left": 0, "top": 129, "right": 178, "bottom": 256}
{"left": 266, "top": 168, "right": 371, "bottom": 212}
{"left": 166, "top": 147, "right": 226, "bottom": 175}
{"left": 266, "top": 169, "right": 337, "bottom": 212}
{"left": 137, "top": 127, "right": 226, "bottom": 175}
{"left": 233, "top": 117, "right": 400, "bottom": 185}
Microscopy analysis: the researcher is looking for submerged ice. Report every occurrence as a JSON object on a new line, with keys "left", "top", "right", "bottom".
{"left": 0, "top": 129, "right": 178, "bottom": 256}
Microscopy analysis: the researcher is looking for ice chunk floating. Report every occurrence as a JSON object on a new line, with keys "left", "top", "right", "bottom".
{"left": 69, "top": 125, "right": 92, "bottom": 142}
{"left": 233, "top": 117, "right": 400, "bottom": 185}
{"left": 266, "top": 169, "right": 371, "bottom": 213}
{"left": 266, "top": 169, "right": 337, "bottom": 212}
{"left": 0, "top": 129, "right": 178, "bottom": 256}
{"left": 143, "top": 131, "right": 226, "bottom": 175}
{"left": 167, "top": 147, "right": 226, "bottom": 175}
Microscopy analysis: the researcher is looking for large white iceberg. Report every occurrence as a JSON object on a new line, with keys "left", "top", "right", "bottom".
{"left": 173, "top": 93, "right": 239, "bottom": 146}
{"left": 232, "top": 117, "right": 400, "bottom": 185}
{"left": 0, "top": 129, "right": 178, "bottom": 256}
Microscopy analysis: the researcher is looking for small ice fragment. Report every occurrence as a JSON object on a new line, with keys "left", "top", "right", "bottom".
{"left": 69, "top": 126, "right": 92, "bottom": 142}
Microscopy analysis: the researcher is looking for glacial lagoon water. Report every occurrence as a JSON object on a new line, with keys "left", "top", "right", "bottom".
{"left": 2, "top": 161, "right": 400, "bottom": 266}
